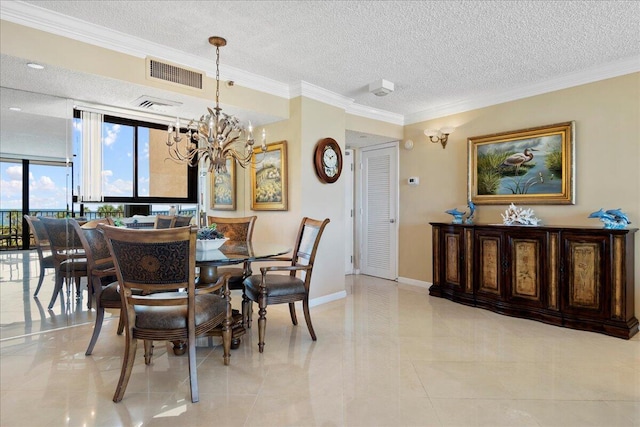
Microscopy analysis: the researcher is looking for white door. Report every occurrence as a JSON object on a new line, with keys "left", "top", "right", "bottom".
{"left": 360, "top": 142, "right": 398, "bottom": 280}
{"left": 344, "top": 149, "right": 354, "bottom": 274}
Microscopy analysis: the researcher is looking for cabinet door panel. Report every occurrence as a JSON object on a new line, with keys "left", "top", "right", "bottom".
{"left": 444, "top": 232, "right": 461, "bottom": 285}
{"left": 475, "top": 231, "right": 503, "bottom": 300}
{"left": 507, "top": 232, "right": 547, "bottom": 308}
{"left": 562, "top": 234, "right": 608, "bottom": 318}
{"left": 430, "top": 224, "right": 474, "bottom": 304}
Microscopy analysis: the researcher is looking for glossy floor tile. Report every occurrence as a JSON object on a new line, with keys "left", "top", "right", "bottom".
{"left": 1, "top": 250, "right": 639, "bottom": 426}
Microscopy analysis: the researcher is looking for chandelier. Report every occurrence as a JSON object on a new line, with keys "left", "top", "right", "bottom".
{"left": 166, "top": 36, "right": 266, "bottom": 174}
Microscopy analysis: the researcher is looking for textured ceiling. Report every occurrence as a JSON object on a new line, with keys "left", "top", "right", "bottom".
{"left": 1, "top": 0, "right": 639, "bottom": 147}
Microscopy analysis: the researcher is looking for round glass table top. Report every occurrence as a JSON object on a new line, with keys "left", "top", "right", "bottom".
{"left": 195, "top": 241, "right": 290, "bottom": 266}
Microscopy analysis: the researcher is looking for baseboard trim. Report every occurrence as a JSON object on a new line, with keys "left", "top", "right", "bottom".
{"left": 397, "top": 276, "right": 431, "bottom": 289}
{"left": 308, "top": 290, "right": 347, "bottom": 308}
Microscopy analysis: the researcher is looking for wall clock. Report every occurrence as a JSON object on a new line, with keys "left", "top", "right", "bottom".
{"left": 314, "top": 138, "right": 342, "bottom": 183}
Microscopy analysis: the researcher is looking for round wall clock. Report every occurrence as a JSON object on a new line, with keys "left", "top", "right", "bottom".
{"left": 314, "top": 138, "right": 342, "bottom": 183}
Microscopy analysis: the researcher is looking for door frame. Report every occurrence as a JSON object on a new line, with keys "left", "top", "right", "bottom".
{"left": 355, "top": 141, "right": 399, "bottom": 280}
{"left": 344, "top": 148, "right": 355, "bottom": 274}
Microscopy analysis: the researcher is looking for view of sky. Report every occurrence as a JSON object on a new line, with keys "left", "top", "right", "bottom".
{"left": 0, "top": 120, "right": 148, "bottom": 211}
{"left": 0, "top": 161, "right": 69, "bottom": 210}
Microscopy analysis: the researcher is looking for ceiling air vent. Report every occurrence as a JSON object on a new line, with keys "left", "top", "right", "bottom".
{"left": 148, "top": 58, "right": 203, "bottom": 90}
{"left": 133, "top": 96, "right": 182, "bottom": 112}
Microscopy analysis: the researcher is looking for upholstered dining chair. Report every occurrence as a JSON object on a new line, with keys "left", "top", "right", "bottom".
{"left": 70, "top": 219, "right": 122, "bottom": 355}
{"left": 242, "top": 217, "right": 330, "bottom": 353}
{"left": 174, "top": 215, "right": 193, "bottom": 227}
{"left": 81, "top": 218, "right": 115, "bottom": 309}
{"left": 207, "top": 215, "right": 257, "bottom": 323}
{"left": 39, "top": 217, "right": 88, "bottom": 309}
{"left": 154, "top": 215, "right": 176, "bottom": 229}
{"left": 100, "top": 224, "right": 232, "bottom": 403}
{"left": 23, "top": 215, "right": 55, "bottom": 297}
{"left": 81, "top": 217, "right": 114, "bottom": 229}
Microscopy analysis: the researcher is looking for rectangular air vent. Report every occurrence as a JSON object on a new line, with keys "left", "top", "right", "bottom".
{"left": 133, "top": 96, "right": 182, "bottom": 111}
{"left": 148, "top": 58, "right": 203, "bottom": 89}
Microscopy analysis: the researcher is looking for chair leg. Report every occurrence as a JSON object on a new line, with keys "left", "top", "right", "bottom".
{"left": 188, "top": 333, "right": 199, "bottom": 403}
{"left": 47, "top": 273, "right": 64, "bottom": 309}
{"left": 113, "top": 332, "right": 137, "bottom": 402}
{"left": 222, "top": 317, "right": 231, "bottom": 365}
{"left": 75, "top": 277, "right": 82, "bottom": 300}
{"left": 143, "top": 340, "right": 153, "bottom": 365}
{"left": 302, "top": 298, "right": 317, "bottom": 341}
{"left": 241, "top": 293, "right": 250, "bottom": 328}
{"left": 223, "top": 290, "right": 232, "bottom": 365}
{"left": 258, "top": 302, "right": 267, "bottom": 353}
{"left": 85, "top": 305, "right": 106, "bottom": 355}
{"left": 87, "top": 277, "right": 95, "bottom": 310}
{"left": 34, "top": 266, "right": 45, "bottom": 296}
{"left": 242, "top": 291, "right": 253, "bottom": 328}
{"left": 288, "top": 302, "right": 298, "bottom": 325}
{"left": 116, "top": 313, "right": 125, "bottom": 335}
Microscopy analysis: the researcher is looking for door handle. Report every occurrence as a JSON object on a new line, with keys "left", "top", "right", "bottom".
{"left": 390, "top": 219, "right": 396, "bottom": 223}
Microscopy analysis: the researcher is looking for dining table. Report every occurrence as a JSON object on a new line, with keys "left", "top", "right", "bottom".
{"left": 195, "top": 240, "right": 291, "bottom": 349}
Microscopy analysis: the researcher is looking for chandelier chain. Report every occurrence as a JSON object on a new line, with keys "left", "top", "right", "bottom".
{"left": 166, "top": 37, "right": 267, "bottom": 174}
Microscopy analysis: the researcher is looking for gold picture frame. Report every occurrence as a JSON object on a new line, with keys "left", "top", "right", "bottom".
{"left": 250, "top": 140, "right": 288, "bottom": 211}
{"left": 210, "top": 157, "right": 236, "bottom": 210}
{"left": 468, "top": 121, "right": 575, "bottom": 205}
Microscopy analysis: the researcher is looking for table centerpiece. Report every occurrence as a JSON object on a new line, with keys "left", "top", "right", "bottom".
{"left": 196, "top": 224, "right": 228, "bottom": 250}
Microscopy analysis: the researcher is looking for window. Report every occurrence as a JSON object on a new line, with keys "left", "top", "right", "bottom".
{"left": 73, "top": 110, "right": 197, "bottom": 204}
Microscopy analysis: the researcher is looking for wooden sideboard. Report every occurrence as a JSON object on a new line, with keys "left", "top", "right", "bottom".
{"left": 430, "top": 223, "right": 638, "bottom": 339}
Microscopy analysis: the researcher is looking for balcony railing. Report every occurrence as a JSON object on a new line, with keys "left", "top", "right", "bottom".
{"left": 0, "top": 209, "right": 196, "bottom": 250}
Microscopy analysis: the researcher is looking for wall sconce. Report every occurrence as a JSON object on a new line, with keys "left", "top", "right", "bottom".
{"left": 424, "top": 127, "right": 455, "bottom": 149}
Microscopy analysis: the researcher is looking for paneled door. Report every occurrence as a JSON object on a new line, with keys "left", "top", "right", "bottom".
{"left": 360, "top": 142, "right": 398, "bottom": 280}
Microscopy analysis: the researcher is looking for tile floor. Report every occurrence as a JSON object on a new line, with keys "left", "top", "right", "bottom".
{"left": 1, "top": 250, "right": 639, "bottom": 426}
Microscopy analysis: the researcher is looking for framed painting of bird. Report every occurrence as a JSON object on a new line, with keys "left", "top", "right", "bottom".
{"left": 467, "top": 121, "right": 575, "bottom": 205}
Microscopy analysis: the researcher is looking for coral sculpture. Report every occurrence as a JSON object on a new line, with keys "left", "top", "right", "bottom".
{"left": 588, "top": 208, "right": 631, "bottom": 229}
{"left": 501, "top": 203, "right": 541, "bottom": 226}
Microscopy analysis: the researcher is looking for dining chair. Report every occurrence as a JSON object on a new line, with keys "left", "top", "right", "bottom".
{"left": 174, "top": 215, "right": 193, "bottom": 227}
{"left": 101, "top": 224, "right": 232, "bottom": 403}
{"left": 70, "top": 219, "right": 122, "bottom": 355}
{"left": 81, "top": 217, "right": 115, "bottom": 229}
{"left": 81, "top": 218, "right": 115, "bottom": 309}
{"left": 23, "top": 215, "right": 55, "bottom": 297}
{"left": 39, "top": 217, "right": 88, "bottom": 309}
{"left": 207, "top": 215, "right": 257, "bottom": 324}
{"left": 154, "top": 214, "right": 176, "bottom": 229}
{"left": 242, "top": 217, "right": 330, "bottom": 353}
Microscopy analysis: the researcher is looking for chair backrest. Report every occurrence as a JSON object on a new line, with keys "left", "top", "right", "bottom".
{"left": 100, "top": 225, "right": 197, "bottom": 302}
{"left": 155, "top": 215, "right": 177, "bottom": 229}
{"left": 81, "top": 217, "right": 115, "bottom": 229}
{"left": 71, "top": 220, "right": 113, "bottom": 270}
{"left": 39, "top": 217, "right": 84, "bottom": 263}
{"left": 174, "top": 215, "right": 193, "bottom": 227}
{"left": 24, "top": 215, "right": 50, "bottom": 253}
{"left": 290, "top": 217, "right": 330, "bottom": 282}
{"left": 207, "top": 216, "right": 257, "bottom": 242}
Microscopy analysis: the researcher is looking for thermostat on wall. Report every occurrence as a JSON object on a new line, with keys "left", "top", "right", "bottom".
{"left": 408, "top": 177, "right": 419, "bottom": 185}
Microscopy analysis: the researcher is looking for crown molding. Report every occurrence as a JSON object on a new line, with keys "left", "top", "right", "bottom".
{"left": 291, "top": 81, "right": 354, "bottom": 109}
{"left": 405, "top": 55, "right": 640, "bottom": 125}
{"left": 290, "top": 81, "right": 404, "bottom": 125}
{"left": 3, "top": 1, "right": 639, "bottom": 128}
{"left": 346, "top": 103, "right": 405, "bottom": 126}
{"left": 0, "top": 1, "right": 291, "bottom": 99}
